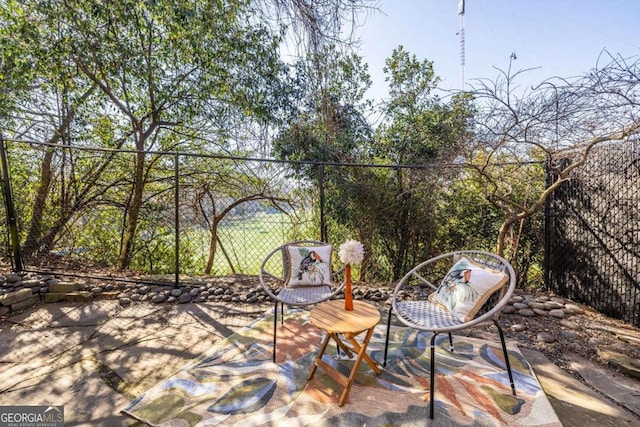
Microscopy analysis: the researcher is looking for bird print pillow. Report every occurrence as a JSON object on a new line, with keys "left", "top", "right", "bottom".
{"left": 430, "top": 255, "right": 508, "bottom": 322}
{"left": 285, "top": 245, "right": 333, "bottom": 287}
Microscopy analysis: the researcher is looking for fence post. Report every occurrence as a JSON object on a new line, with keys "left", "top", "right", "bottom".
{"left": 174, "top": 153, "right": 180, "bottom": 288}
{"left": 543, "top": 160, "right": 551, "bottom": 291}
{"left": 318, "top": 164, "right": 327, "bottom": 242}
{"left": 0, "top": 136, "right": 23, "bottom": 272}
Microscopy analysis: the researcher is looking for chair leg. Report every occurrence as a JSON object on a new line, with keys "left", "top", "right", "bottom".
{"left": 272, "top": 300, "right": 278, "bottom": 363}
{"left": 494, "top": 320, "right": 516, "bottom": 395}
{"left": 430, "top": 332, "right": 438, "bottom": 419}
{"left": 448, "top": 332, "right": 454, "bottom": 352}
{"left": 383, "top": 309, "right": 393, "bottom": 367}
{"left": 280, "top": 302, "right": 284, "bottom": 326}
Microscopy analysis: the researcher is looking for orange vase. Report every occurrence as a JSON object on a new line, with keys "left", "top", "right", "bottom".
{"left": 344, "top": 264, "right": 354, "bottom": 311}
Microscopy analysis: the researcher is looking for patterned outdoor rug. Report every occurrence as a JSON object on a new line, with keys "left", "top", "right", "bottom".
{"left": 122, "top": 309, "right": 561, "bottom": 426}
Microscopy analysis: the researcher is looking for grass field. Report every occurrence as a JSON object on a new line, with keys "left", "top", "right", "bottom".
{"left": 182, "top": 212, "right": 316, "bottom": 276}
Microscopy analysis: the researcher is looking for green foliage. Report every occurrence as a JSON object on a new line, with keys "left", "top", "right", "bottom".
{"left": 349, "top": 47, "right": 473, "bottom": 280}
{"left": 434, "top": 176, "right": 503, "bottom": 252}
{"left": 0, "top": 2, "right": 551, "bottom": 284}
{"left": 272, "top": 44, "right": 373, "bottom": 172}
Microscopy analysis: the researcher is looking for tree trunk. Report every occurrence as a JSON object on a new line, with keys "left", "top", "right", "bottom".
{"left": 22, "top": 149, "right": 54, "bottom": 256}
{"left": 204, "top": 221, "right": 219, "bottom": 274}
{"left": 496, "top": 215, "right": 518, "bottom": 259}
{"left": 117, "top": 150, "right": 146, "bottom": 269}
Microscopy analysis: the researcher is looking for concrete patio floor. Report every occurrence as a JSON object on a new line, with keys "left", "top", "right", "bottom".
{"left": 0, "top": 300, "right": 638, "bottom": 426}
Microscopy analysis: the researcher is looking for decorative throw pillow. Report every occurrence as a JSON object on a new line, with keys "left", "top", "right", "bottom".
{"left": 284, "top": 245, "right": 333, "bottom": 287}
{"left": 430, "top": 255, "right": 508, "bottom": 322}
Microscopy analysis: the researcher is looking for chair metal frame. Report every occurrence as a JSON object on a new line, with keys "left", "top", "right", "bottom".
{"left": 260, "top": 240, "right": 346, "bottom": 362}
{"left": 382, "top": 250, "right": 518, "bottom": 419}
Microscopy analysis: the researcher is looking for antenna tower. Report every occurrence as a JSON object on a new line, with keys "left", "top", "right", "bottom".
{"left": 458, "top": 0, "right": 465, "bottom": 89}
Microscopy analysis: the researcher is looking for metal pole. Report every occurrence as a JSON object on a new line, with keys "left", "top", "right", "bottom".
{"left": 318, "top": 164, "right": 326, "bottom": 242}
{"left": 543, "top": 160, "right": 551, "bottom": 291}
{"left": 0, "top": 136, "right": 23, "bottom": 272}
{"left": 174, "top": 153, "right": 180, "bottom": 288}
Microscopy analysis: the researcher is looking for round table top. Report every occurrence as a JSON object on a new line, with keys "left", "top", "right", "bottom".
{"left": 310, "top": 300, "right": 380, "bottom": 334}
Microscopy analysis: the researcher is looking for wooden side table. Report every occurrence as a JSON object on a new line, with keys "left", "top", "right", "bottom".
{"left": 308, "top": 299, "right": 382, "bottom": 406}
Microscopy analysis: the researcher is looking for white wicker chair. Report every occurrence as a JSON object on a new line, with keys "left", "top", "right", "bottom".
{"left": 260, "top": 240, "right": 345, "bottom": 362}
{"left": 383, "top": 250, "right": 517, "bottom": 419}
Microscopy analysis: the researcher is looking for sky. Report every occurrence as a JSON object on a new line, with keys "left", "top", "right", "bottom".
{"left": 356, "top": 0, "right": 640, "bottom": 100}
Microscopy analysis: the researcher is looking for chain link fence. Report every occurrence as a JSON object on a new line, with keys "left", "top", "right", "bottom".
{"left": 545, "top": 139, "right": 640, "bottom": 327}
{"left": 2, "top": 140, "right": 527, "bottom": 284}
{"left": 2, "top": 138, "right": 639, "bottom": 325}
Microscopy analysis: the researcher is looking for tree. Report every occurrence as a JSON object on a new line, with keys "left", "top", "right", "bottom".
{"left": 365, "top": 47, "right": 470, "bottom": 280}
{"left": 466, "top": 52, "right": 640, "bottom": 263}
{"left": 272, "top": 44, "right": 374, "bottom": 248}
{"left": 185, "top": 158, "right": 293, "bottom": 274}
{"left": 3, "top": 0, "right": 293, "bottom": 268}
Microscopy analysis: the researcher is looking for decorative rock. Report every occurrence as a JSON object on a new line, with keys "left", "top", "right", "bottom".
{"left": 0, "top": 306, "right": 9, "bottom": 316}
{"left": 131, "top": 293, "right": 142, "bottom": 301}
{"left": 49, "top": 282, "right": 80, "bottom": 293}
{"left": 178, "top": 293, "right": 192, "bottom": 304}
{"left": 11, "top": 295, "right": 40, "bottom": 311}
{"left": 548, "top": 309, "right": 565, "bottom": 319}
{"left": 533, "top": 308, "right": 548, "bottom": 317}
{"left": 528, "top": 302, "right": 546, "bottom": 310}
{"left": 510, "top": 324, "right": 526, "bottom": 332}
{"left": 170, "top": 289, "right": 182, "bottom": 297}
{"left": 544, "top": 301, "right": 564, "bottom": 310}
{"left": 508, "top": 296, "right": 523, "bottom": 303}
{"left": 44, "top": 293, "right": 68, "bottom": 303}
{"left": 5, "top": 273, "right": 20, "bottom": 283}
{"left": 22, "top": 279, "right": 44, "bottom": 288}
{"left": 518, "top": 309, "right": 535, "bottom": 317}
{"left": 513, "top": 302, "right": 529, "bottom": 310}
{"left": 94, "top": 291, "right": 120, "bottom": 300}
{"left": 167, "top": 296, "right": 177, "bottom": 303}
{"left": 65, "top": 292, "right": 92, "bottom": 303}
{"left": 151, "top": 294, "right": 167, "bottom": 303}
{"left": 0, "top": 288, "right": 33, "bottom": 306}
{"left": 559, "top": 319, "right": 581, "bottom": 330}
{"left": 564, "top": 304, "right": 584, "bottom": 315}
{"left": 537, "top": 332, "right": 556, "bottom": 343}
{"left": 189, "top": 288, "right": 199, "bottom": 297}
{"left": 118, "top": 297, "right": 132, "bottom": 306}
{"left": 501, "top": 305, "right": 516, "bottom": 314}
{"left": 560, "top": 330, "right": 580, "bottom": 341}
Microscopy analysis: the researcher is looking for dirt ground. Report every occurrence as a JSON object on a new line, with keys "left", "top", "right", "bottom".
{"left": 494, "top": 288, "right": 640, "bottom": 380}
